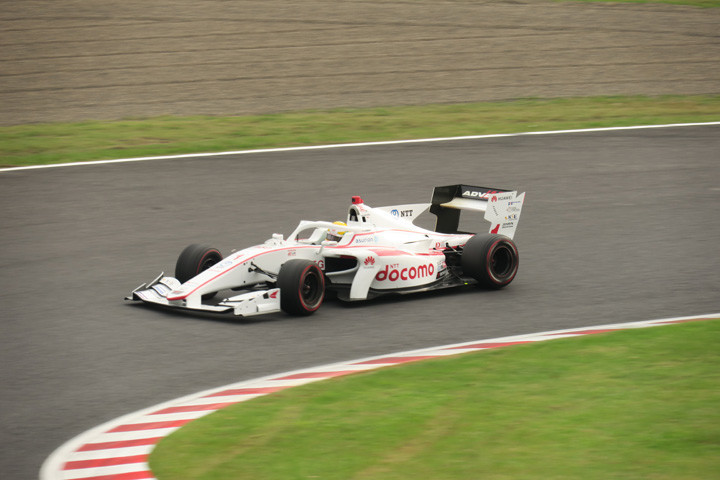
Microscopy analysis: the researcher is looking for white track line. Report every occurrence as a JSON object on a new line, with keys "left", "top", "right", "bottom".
{"left": 40, "top": 312, "right": 719, "bottom": 480}
{"left": 5, "top": 122, "right": 719, "bottom": 174}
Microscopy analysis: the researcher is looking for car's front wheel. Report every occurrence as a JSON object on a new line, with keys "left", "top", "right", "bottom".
{"left": 277, "top": 259, "right": 325, "bottom": 316}
{"left": 461, "top": 234, "right": 519, "bottom": 288}
{"left": 175, "top": 244, "right": 222, "bottom": 299}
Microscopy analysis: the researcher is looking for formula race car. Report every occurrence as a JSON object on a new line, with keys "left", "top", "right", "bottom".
{"left": 126, "top": 184, "right": 525, "bottom": 317}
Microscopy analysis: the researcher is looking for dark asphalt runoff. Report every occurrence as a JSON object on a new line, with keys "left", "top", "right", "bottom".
{"left": 1, "top": 125, "right": 719, "bottom": 479}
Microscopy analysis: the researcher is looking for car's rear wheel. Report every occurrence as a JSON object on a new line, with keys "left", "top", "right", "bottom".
{"left": 278, "top": 259, "right": 325, "bottom": 315}
{"left": 461, "top": 234, "right": 519, "bottom": 288}
{"left": 175, "top": 244, "right": 222, "bottom": 299}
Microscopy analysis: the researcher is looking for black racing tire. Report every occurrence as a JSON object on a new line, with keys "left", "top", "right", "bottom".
{"left": 461, "top": 234, "right": 519, "bottom": 289}
{"left": 175, "top": 244, "right": 223, "bottom": 300}
{"left": 175, "top": 244, "right": 223, "bottom": 283}
{"left": 277, "top": 259, "right": 325, "bottom": 316}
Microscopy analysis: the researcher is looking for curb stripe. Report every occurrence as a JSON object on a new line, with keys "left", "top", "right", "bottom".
{"left": 353, "top": 355, "right": 437, "bottom": 365}
{"left": 76, "top": 439, "right": 162, "bottom": 452}
{"left": 548, "top": 329, "right": 620, "bottom": 335}
{"left": 273, "top": 370, "right": 360, "bottom": 380}
{"left": 64, "top": 455, "right": 148, "bottom": 470}
{"left": 69, "top": 472, "right": 154, "bottom": 480}
{"left": 447, "top": 340, "right": 534, "bottom": 349}
{"left": 149, "top": 402, "right": 238, "bottom": 415}
{"left": 203, "top": 386, "right": 288, "bottom": 397}
{"left": 40, "top": 312, "right": 719, "bottom": 480}
{"left": 108, "top": 420, "right": 192, "bottom": 433}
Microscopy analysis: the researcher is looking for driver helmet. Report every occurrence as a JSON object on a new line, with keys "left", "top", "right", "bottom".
{"left": 327, "top": 221, "right": 347, "bottom": 242}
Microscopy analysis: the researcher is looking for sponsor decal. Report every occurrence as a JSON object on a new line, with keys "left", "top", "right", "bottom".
{"left": 216, "top": 260, "right": 233, "bottom": 269}
{"left": 463, "top": 190, "right": 497, "bottom": 199}
{"left": 461, "top": 186, "right": 500, "bottom": 199}
{"left": 152, "top": 283, "right": 171, "bottom": 296}
{"left": 436, "top": 260, "right": 448, "bottom": 277}
{"left": 353, "top": 235, "right": 378, "bottom": 244}
{"left": 269, "top": 291, "right": 278, "bottom": 299}
{"left": 288, "top": 249, "right": 296, "bottom": 257}
{"left": 462, "top": 188, "right": 515, "bottom": 202}
{"left": 391, "top": 209, "right": 414, "bottom": 218}
{"left": 464, "top": 189, "right": 494, "bottom": 198}
{"left": 160, "top": 278, "right": 182, "bottom": 291}
{"left": 315, "top": 260, "right": 325, "bottom": 270}
{"left": 375, "top": 263, "right": 435, "bottom": 282}
{"left": 364, "top": 256, "right": 376, "bottom": 267}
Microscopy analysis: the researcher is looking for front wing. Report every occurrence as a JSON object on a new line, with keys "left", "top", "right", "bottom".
{"left": 126, "top": 273, "right": 281, "bottom": 316}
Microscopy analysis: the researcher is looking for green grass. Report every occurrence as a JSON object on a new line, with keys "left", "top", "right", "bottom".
{"left": 559, "top": 0, "right": 720, "bottom": 7}
{"left": 150, "top": 319, "right": 720, "bottom": 480}
{"left": 2, "top": 95, "right": 719, "bottom": 168}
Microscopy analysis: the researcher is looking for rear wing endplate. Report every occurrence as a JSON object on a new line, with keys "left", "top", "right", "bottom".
{"left": 430, "top": 184, "right": 525, "bottom": 239}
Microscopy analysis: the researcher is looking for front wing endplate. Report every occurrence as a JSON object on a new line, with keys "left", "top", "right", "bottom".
{"left": 126, "top": 274, "right": 280, "bottom": 316}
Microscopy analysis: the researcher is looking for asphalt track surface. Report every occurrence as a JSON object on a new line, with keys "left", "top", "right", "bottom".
{"left": 0, "top": 124, "right": 718, "bottom": 479}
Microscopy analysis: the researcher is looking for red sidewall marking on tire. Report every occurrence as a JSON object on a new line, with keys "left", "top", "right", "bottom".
{"left": 298, "top": 265, "right": 323, "bottom": 312}
{"left": 486, "top": 240, "right": 517, "bottom": 285}
{"left": 196, "top": 250, "right": 220, "bottom": 275}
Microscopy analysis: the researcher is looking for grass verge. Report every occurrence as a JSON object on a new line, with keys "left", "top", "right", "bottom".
{"left": 2, "top": 95, "right": 719, "bottom": 168}
{"left": 150, "top": 319, "right": 720, "bottom": 480}
{"left": 559, "top": 0, "right": 720, "bottom": 7}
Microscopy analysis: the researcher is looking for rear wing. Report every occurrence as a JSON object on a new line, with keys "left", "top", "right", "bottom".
{"left": 430, "top": 184, "right": 525, "bottom": 239}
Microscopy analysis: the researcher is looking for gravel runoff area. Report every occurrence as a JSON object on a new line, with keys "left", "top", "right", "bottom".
{"left": 1, "top": 0, "right": 719, "bottom": 126}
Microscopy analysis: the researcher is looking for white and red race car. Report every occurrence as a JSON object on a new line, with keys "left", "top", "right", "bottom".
{"left": 126, "top": 185, "right": 525, "bottom": 317}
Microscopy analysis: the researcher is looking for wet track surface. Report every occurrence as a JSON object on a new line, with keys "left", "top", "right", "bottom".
{"left": 1, "top": 125, "right": 719, "bottom": 479}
